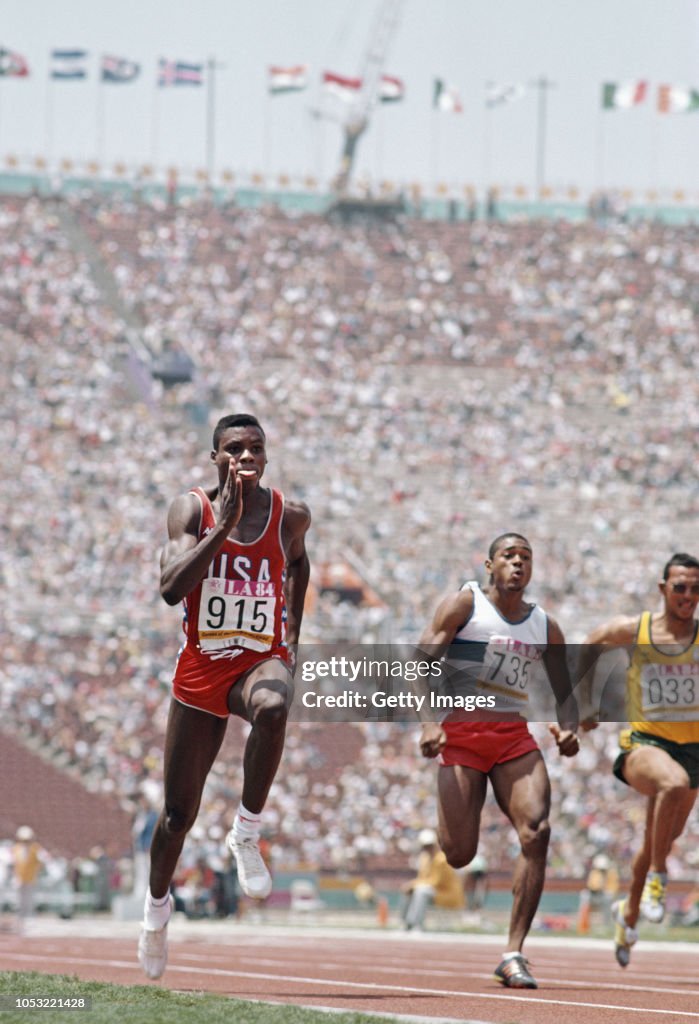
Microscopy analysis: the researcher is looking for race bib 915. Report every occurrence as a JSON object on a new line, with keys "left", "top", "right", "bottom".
{"left": 198, "top": 578, "right": 276, "bottom": 654}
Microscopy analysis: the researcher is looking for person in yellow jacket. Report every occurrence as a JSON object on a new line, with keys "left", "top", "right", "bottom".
{"left": 13, "top": 826, "right": 43, "bottom": 926}
{"left": 579, "top": 552, "right": 699, "bottom": 967}
{"left": 402, "top": 829, "right": 463, "bottom": 930}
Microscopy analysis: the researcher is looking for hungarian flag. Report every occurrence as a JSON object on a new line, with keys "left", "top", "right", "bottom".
{"left": 486, "top": 82, "right": 525, "bottom": 108}
{"left": 601, "top": 81, "right": 647, "bottom": 109}
{"left": 379, "top": 75, "right": 405, "bottom": 103}
{"left": 51, "top": 49, "right": 88, "bottom": 80}
{"left": 268, "top": 65, "right": 308, "bottom": 94}
{"left": 101, "top": 55, "right": 140, "bottom": 83}
{"left": 158, "top": 59, "right": 203, "bottom": 86}
{"left": 433, "top": 78, "right": 462, "bottom": 113}
{"left": 322, "top": 71, "right": 362, "bottom": 102}
{"left": 0, "top": 48, "right": 29, "bottom": 77}
{"left": 657, "top": 84, "right": 699, "bottom": 114}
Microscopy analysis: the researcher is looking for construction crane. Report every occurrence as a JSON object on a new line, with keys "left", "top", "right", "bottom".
{"left": 331, "top": 0, "right": 404, "bottom": 197}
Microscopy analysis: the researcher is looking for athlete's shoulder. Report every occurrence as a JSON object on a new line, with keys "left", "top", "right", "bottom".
{"left": 282, "top": 497, "right": 311, "bottom": 533}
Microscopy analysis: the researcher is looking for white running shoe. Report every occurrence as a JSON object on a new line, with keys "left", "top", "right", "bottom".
{"left": 227, "top": 831, "right": 272, "bottom": 899}
{"left": 640, "top": 871, "right": 668, "bottom": 924}
{"left": 138, "top": 896, "right": 173, "bottom": 980}
{"left": 612, "top": 898, "right": 638, "bottom": 968}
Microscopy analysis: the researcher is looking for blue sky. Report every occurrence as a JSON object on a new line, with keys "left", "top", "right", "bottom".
{"left": 2, "top": 0, "right": 699, "bottom": 195}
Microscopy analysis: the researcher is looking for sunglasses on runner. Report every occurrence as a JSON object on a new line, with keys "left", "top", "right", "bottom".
{"left": 669, "top": 583, "right": 699, "bottom": 595}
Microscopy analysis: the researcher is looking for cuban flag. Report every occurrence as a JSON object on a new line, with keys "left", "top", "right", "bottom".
{"left": 51, "top": 49, "right": 88, "bottom": 80}
{"left": 269, "top": 64, "right": 308, "bottom": 94}
{"left": 101, "top": 55, "right": 140, "bottom": 84}
{"left": 158, "top": 59, "right": 203, "bottom": 87}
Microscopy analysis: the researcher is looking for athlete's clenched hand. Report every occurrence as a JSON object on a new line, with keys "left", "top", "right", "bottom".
{"left": 419, "top": 722, "right": 447, "bottom": 759}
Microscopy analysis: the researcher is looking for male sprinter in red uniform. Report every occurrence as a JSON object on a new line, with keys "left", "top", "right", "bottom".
{"left": 139, "top": 414, "right": 310, "bottom": 979}
{"left": 416, "top": 533, "right": 578, "bottom": 989}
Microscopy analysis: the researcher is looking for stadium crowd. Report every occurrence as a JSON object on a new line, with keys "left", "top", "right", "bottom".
{"left": 2, "top": 189, "right": 699, "bottom": 886}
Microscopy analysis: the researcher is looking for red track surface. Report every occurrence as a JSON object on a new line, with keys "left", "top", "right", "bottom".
{"left": 1, "top": 921, "right": 698, "bottom": 1023}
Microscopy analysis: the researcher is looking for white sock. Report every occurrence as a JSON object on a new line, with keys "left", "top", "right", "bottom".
{"left": 144, "top": 889, "right": 171, "bottom": 930}
{"left": 502, "top": 950, "right": 521, "bottom": 960}
{"left": 232, "top": 803, "right": 262, "bottom": 841}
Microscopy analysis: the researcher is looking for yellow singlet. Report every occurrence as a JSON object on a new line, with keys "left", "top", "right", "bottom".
{"left": 627, "top": 611, "right": 699, "bottom": 744}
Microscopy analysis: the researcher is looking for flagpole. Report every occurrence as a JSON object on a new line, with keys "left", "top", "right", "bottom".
{"left": 150, "top": 76, "right": 159, "bottom": 170}
{"left": 263, "top": 89, "right": 272, "bottom": 182}
{"left": 96, "top": 68, "right": 105, "bottom": 164}
{"left": 431, "top": 111, "right": 440, "bottom": 196}
{"left": 594, "top": 106, "right": 605, "bottom": 191}
{"left": 483, "top": 82, "right": 493, "bottom": 190}
{"left": 531, "top": 75, "right": 555, "bottom": 196}
{"left": 45, "top": 73, "right": 54, "bottom": 168}
{"left": 649, "top": 103, "right": 660, "bottom": 207}
{"left": 206, "top": 55, "right": 215, "bottom": 181}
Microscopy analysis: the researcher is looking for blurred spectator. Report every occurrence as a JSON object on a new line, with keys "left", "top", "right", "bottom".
{"left": 464, "top": 850, "right": 489, "bottom": 911}
{"left": 401, "top": 828, "right": 464, "bottom": 930}
{"left": 13, "top": 826, "right": 43, "bottom": 928}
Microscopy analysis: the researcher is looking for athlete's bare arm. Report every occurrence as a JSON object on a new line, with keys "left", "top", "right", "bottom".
{"left": 282, "top": 501, "right": 312, "bottom": 655}
{"left": 415, "top": 588, "right": 474, "bottom": 758}
{"left": 542, "top": 615, "right": 579, "bottom": 756}
{"left": 160, "top": 462, "right": 244, "bottom": 605}
{"left": 577, "top": 615, "right": 638, "bottom": 728}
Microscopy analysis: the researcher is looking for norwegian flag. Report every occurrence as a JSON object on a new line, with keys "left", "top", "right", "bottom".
{"left": 101, "top": 54, "right": 140, "bottom": 83}
{"left": 158, "top": 59, "right": 203, "bottom": 87}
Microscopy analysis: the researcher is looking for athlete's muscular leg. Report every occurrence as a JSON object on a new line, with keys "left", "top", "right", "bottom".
{"left": 228, "top": 658, "right": 294, "bottom": 813}
{"left": 624, "top": 796, "right": 653, "bottom": 927}
{"left": 437, "top": 765, "right": 488, "bottom": 867}
{"left": 621, "top": 746, "right": 697, "bottom": 927}
{"left": 149, "top": 700, "right": 228, "bottom": 900}
{"left": 490, "top": 750, "right": 551, "bottom": 952}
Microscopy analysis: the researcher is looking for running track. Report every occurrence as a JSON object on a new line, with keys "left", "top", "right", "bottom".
{"left": 1, "top": 920, "right": 698, "bottom": 1023}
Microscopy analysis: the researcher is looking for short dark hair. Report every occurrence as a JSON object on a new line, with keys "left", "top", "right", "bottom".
{"left": 212, "top": 414, "right": 265, "bottom": 451}
{"left": 488, "top": 532, "right": 531, "bottom": 560}
{"left": 662, "top": 552, "right": 699, "bottom": 580}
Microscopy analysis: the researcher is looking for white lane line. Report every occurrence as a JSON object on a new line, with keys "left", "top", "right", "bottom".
{"left": 2, "top": 952, "right": 698, "bottom": 1017}
{"left": 167, "top": 950, "right": 699, "bottom": 997}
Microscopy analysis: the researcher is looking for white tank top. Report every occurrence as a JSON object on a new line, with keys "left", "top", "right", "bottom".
{"left": 451, "top": 582, "right": 549, "bottom": 714}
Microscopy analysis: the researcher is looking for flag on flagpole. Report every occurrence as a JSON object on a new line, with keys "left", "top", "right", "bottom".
{"left": 268, "top": 64, "right": 308, "bottom": 94}
{"left": 158, "top": 59, "right": 203, "bottom": 86}
{"left": 485, "top": 82, "right": 525, "bottom": 108}
{"left": 433, "top": 78, "right": 462, "bottom": 113}
{"left": 601, "top": 81, "right": 647, "bottom": 109}
{"left": 51, "top": 49, "right": 88, "bottom": 80}
{"left": 657, "top": 84, "right": 699, "bottom": 114}
{"left": 322, "top": 70, "right": 362, "bottom": 102}
{"left": 379, "top": 75, "right": 405, "bottom": 103}
{"left": 0, "top": 48, "right": 29, "bottom": 77}
{"left": 101, "top": 55, "right": 140, "bottom": 83}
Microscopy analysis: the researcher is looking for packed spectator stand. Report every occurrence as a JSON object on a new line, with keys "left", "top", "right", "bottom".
{"left": 2, "top": 187, "right": 699, "bottom": 896}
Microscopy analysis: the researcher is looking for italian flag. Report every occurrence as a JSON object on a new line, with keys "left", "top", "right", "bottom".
{"left": 433, "top": 78, "right": 462, "bottom": 113}
{"left": 657, "top": 84, "right": 699, "bottom": 113}
{"left": 601, "top": 81, "right": 647, "bottom": 109}
{"left": 268, "top": 65, "right": 308, "bottom": 94}
{"left": 379, "top": 75, "right": 405, "bottom": 103}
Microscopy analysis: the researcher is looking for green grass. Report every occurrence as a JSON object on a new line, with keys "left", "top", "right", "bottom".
{"left": 0, "top": 973, "right": 404, "bottom": 1024}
